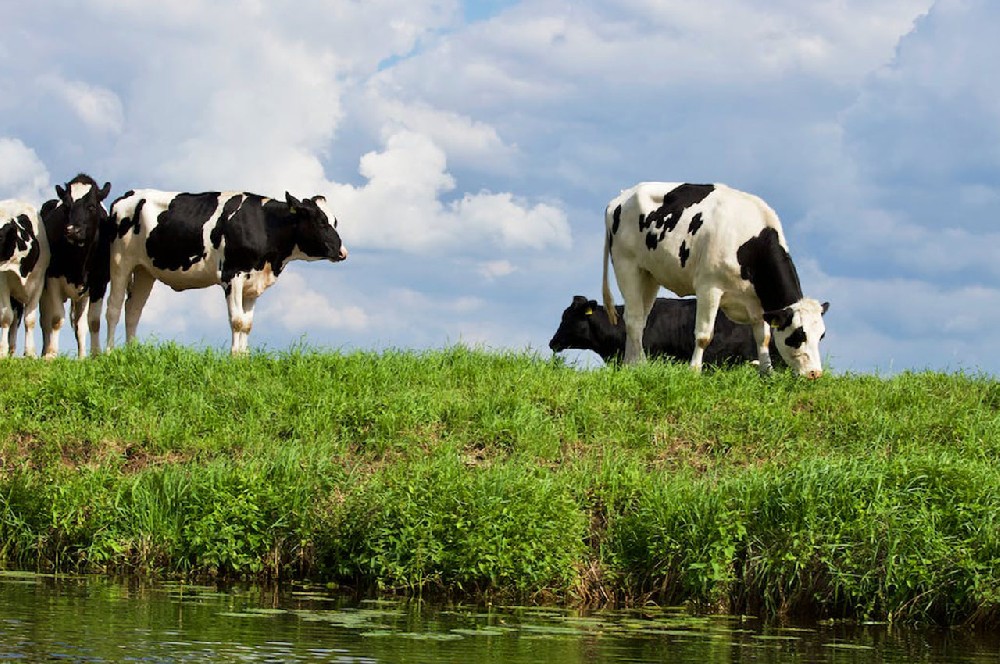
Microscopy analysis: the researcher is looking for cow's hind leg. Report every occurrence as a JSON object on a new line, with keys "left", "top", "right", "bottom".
{"left": 690, "top": 287, "right": 723, "bottom": 372}
{"left": 104, "top": 264, "right": 130, "bottom": 351}
{"left": 124, "top": 268, "right": 156, "bottom": 344}
{"left": 0, "top": 286, "right": 12, "bottom": 358}
{"left": 615, "top": 267, "right": 659, "bottom": 364}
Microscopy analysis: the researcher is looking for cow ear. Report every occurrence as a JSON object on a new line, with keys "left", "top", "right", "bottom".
{"left": 99, "top": 182, "right": 112, "bottom": 201}
{"left": 285, "top": 192, "right": 302, "bottom": 212}
{"left": 763, "top": 307, "right": 794, "bottom": 330}
{"left": 821, "top": 301, "right": 830, "bottom": 315}
{"left": 586, "top": 299, "right": 599, "bottom": 315}
{"left": 55, "top": 185, "right": 69, "bottom": 202}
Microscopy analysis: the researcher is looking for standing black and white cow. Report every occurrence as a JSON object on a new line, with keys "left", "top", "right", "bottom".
{"left": 1, "top": 200, "right": 49, "bottom": 357}
{"left": 38, "top": 174, "right": 112, "bottom": 358}
{"left": 102, "top": 190, "right": 348, "bottom": 354}
{"left": 602, "top": 182, "right": 828, "bottom": 378}
{"left": 549, "top": 295, "right": 784, "bottom": 367}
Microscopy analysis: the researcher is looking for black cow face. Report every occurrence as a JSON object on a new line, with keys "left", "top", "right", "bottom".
{"left": 286, "top": 193, "right": 346, "bottom": 262}
{"left": 56, "top": 179, "right": 111, "bottom": 247}
{"left": 549, "top": 296, "right": 600, "bottom": 352}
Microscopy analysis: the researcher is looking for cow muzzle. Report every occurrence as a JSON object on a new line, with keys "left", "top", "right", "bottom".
{"left": 805, "top": 369, "right": 823, "bottom": 380}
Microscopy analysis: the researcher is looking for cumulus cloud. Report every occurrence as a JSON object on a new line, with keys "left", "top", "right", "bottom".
{"left": 38, "top": 76, "right": 124, "bottom": 136}
{"left": 328, "top": 129, "right": 570, "bottom": 254}
{"left": 0, "top": 138, "right": 50, "bottom": 204}
{"left": 260, "top": 272, "right": 370, "bottom": 332}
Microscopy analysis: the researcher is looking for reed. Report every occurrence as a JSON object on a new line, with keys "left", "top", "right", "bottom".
{"left": 1, "top": 344, "right": 998, "bottom": 624}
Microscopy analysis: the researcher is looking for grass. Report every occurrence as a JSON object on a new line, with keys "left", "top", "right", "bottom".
{"left": 1, "top": 343, "right": 999, "bottom": 625}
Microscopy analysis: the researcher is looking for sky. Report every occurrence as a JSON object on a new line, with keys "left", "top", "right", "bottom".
{"left": 2, "top": 0, "right": 998, "bottom": 375}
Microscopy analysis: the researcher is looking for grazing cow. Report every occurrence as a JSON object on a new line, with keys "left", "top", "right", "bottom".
{"left": 1, "top": 200, "right": 49, "bottom": 357}
{"left": 102, "top": 189, "right": 348, "bottom": 354}
{"left": 38, "top": 174, "right": 113, "bottom": 358}
{"left": 602, "top": 182, "right": 828, "bottom": 377}
{"left": 549, "top": 295, "right": 784, "bottom": 367}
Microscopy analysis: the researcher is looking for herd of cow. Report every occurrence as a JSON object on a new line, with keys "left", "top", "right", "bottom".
{"left": 2, "top": 176, "right": 827, "bottom": 377}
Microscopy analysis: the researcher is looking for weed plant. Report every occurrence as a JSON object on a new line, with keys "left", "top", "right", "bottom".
{"left": 1, "top": 344, "right": 999, "bottom": 625}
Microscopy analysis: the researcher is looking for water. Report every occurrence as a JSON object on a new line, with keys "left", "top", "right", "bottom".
{"left": 1, "top": 571, "right": 997, "bottom": 663}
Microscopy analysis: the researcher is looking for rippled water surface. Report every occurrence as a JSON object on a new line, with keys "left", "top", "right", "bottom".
{"left": 1, "top": 571, "right": 997, "bottom": 662}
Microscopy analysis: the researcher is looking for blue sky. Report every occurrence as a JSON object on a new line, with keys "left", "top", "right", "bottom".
{"left": 2, "top": 0, "right": 997, "bottom": 374}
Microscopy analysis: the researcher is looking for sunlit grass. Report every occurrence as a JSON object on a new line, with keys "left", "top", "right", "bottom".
{"left": 1, "top": 343, "right": 999, "bottom": 624}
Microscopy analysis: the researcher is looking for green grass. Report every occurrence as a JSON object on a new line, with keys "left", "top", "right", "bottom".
{"left": 2, "top": 343, "right": 999, "bottom": 625}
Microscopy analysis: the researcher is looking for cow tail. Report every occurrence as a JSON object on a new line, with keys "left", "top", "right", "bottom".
{"left": 602, "top": 227, "right": 618, "bottom": 325}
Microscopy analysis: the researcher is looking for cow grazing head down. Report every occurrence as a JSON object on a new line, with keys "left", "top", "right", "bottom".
{"left": 55, "top": 175, "right": 111, "bottom": 247}
{"left": 285, "top": 193, "right": 347, "bottom": 263}
{"left": 549, "top": 296, "right": 600, "bottom": 353}
{"left": 763, "top": 299, "right": 829, "bottom": 379}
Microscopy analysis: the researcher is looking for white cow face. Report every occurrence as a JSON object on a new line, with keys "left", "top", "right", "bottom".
{"left": 764, "top": 299, "right": 829, "bottom": 379}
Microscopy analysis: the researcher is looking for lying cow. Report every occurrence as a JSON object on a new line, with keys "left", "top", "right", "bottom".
{"left": 549, "top": 295, "right": 783, "bottom": 367}
{"left": 38, "top": 174, "right": 112, "bottom": 358}
{"left": 602, "top": 182, "right": 828, "bottom": 377}
{"left": 102, "top": 189, "right": 348, "bottom": 354}
{"left": 1, "top": 200, "right": 49, "bottom": 357}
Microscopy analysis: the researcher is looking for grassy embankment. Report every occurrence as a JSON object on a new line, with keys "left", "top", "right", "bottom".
{"left": 1, "top": 344, "right": 999, "bottom": 625}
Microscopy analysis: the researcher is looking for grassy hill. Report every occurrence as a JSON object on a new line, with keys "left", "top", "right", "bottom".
{"left": 1, "top": 344, "right": 998, "bottom": 625}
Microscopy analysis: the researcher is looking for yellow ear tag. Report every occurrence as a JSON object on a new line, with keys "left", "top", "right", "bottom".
{"left": 585, "top": 308, "right": 594, "bottom": 315}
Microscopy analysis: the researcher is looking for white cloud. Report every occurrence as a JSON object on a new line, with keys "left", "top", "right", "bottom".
{"left": 38, "top": 76, "right": 124, "bottom": 135}
{"left": 0, "top": 138, "right": 50, "bottom": 205}
{"left": 260, "top": 272, "right": 369, "bottom": 332}
{"left": 328, "top": 129, "right": 570, "bottom": 254}
{"left": 478, "top": 259, "right": 515, "bottom": 280}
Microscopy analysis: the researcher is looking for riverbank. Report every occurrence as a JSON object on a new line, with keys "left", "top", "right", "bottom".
{"left": 2, "top": 345, "right": 998, "bottom": 626}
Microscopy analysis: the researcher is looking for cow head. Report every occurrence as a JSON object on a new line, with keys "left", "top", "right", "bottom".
{"left": 549, "top": 296, "right": 603, "bottom": 352}
{"left": 55, "top": 176, "right": 111, "bottom": 247}
{"left": 763, "top": 298, "right": 829, "bottom": 379}
{"left": 286, "top": 192, "right": 348, "bottom": 262}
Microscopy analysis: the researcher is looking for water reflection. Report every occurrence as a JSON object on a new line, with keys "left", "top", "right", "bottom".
{"left": 0, "top": 571, "right": 997, "bottom": 662}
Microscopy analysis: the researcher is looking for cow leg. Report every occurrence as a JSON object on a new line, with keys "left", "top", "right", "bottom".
{"left": 88, "top": 296, "right": 103, "bottom": 357}
{"left": 104, "top": 266, "right": 129, "bottom": 351}
{"left": 240, "top": 293, "right": 261, "bottom": 354}
{"left": 753, "top": 319, "right": 773, "bottom": 375}
{"left": 615, "top": 267, "right": 659, "bottom": 364}
{"left": 39, "top": 284, "right": 64, "bottom": 359}
{"left": 0, "top": 287, "right": 11, "bottom": 358}
{"left": 224, "top": 277, "right": 249, "bottom": 355}
{"left": 70, "top": 297, "right": 89, "bottom": 359}
{"left": 18, "top": 287, "right": 42, "bottom": 359}
{"left": 690, "top": 288, "right": 722, "bottom": 372}
{"left": 124, "top": 268, "right": 156, "bottom": 343}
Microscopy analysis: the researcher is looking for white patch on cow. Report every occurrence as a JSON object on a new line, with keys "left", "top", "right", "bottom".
{"left": 69, "top": 181, "right": 93, "bottom": 202}
{"left": 244, "top": 264, "right": 279, "bottom": 298}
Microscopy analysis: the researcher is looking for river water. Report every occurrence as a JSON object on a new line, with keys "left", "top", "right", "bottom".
{"left": 1, "top": 571, "right": 997, "bottom": 662}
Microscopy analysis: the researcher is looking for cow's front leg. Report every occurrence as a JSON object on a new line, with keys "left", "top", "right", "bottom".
{"left": 224, "top": 276, "right": 249, "bottom": 355}
{"left": 752, "top": 319, "right": 773, "bottom": 375}
{"left": 39, "top": 284, "right": 64, "bottom": 359}
{"left": 0, "top": 291, "right": 12, "bottom": 358}
{"left": 70, "top": 297, "right": 89, "bottom": 359}
{"left": 239, "top": 293, "right": 260, "bottom": 354}
{"left": 691, "top": 288, "right": 722, "bottom": 372}
{"left": 88, "top": 295, "right": 103, "bottom": 356}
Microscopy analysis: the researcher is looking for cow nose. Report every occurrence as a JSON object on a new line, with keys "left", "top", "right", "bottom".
{"left": 339, "top": 246, "right": 348, "bottom": 260}
{"left": 806, "top": 369, "right": 823, "bottom": 380}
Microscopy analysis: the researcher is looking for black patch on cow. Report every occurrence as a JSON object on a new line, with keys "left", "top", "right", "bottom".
{"left": 146, "top": 193, "right": 222, "bottom": 271}
{"left": 612, "top": 205, "right": 621, "bottom": 235}
{"left": 642, "top": 184, "right": 714, "bottom": 250}
{"left": 736, "top": 227, "right": 803, "bottom": 312}
{"left": 210, "top": 195, "right": 245, "bottom": 249}
{"left": 5, "top": 214, "right": 41, "bottom": 278}
{"left": 679, "top": 241, "right": 690, "bottom": 267}
{"left": 784, "top": 326, "right": 807, "bottom": 349}
{"left": 688, "top": 212, "right": 704, "bottom": 235}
